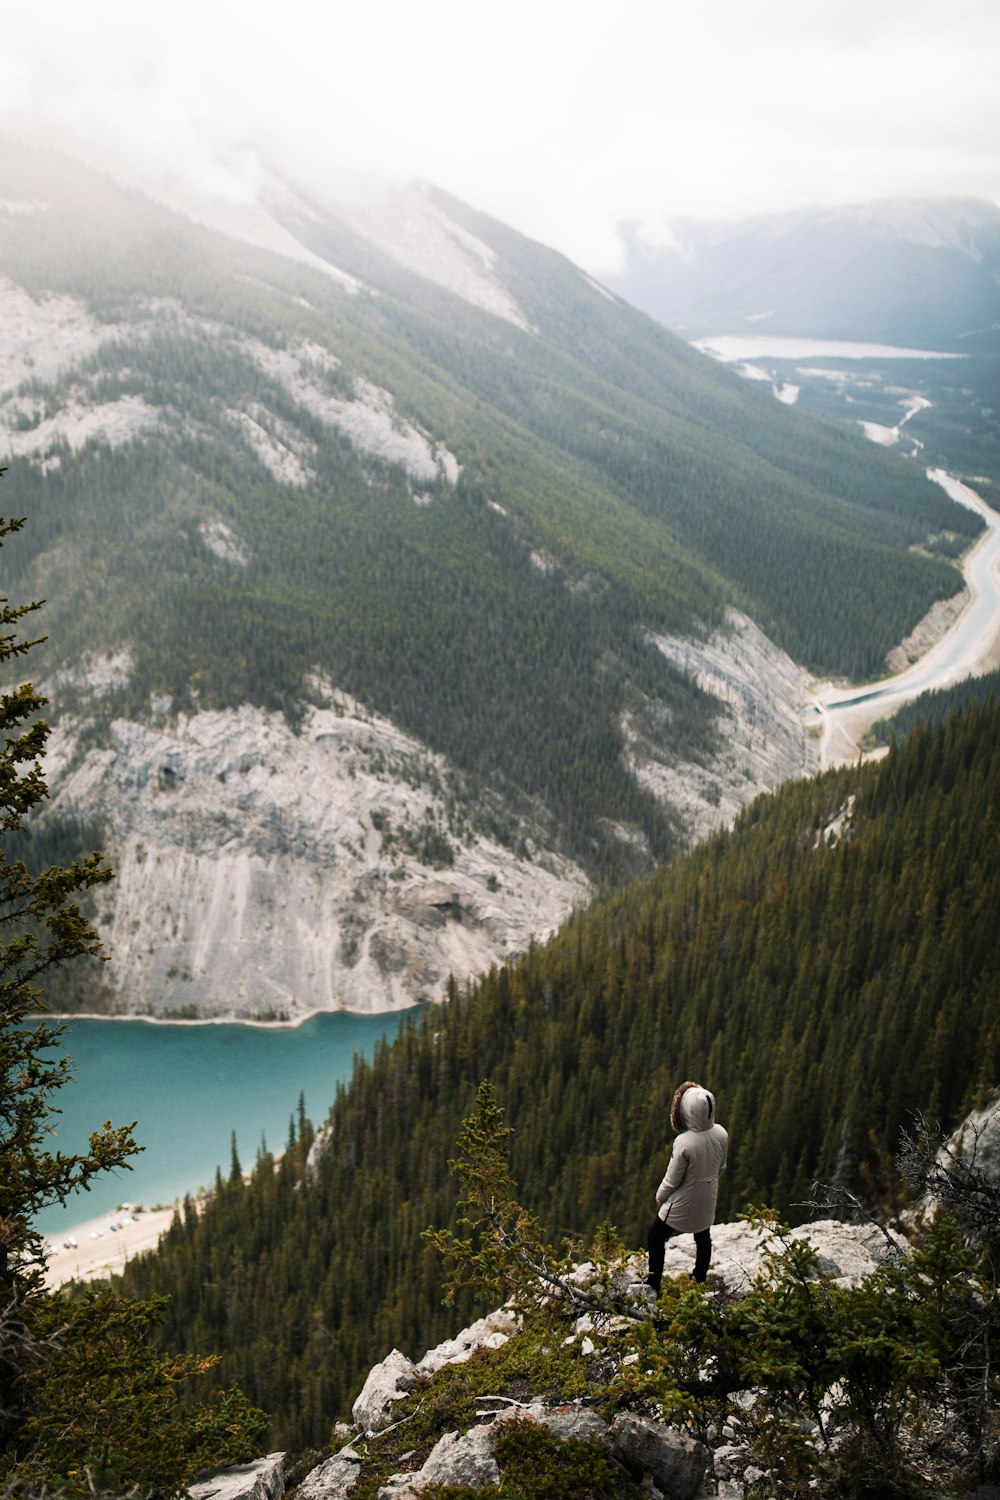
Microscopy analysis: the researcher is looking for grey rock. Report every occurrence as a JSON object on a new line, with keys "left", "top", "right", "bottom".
{"left": 416, "top": 1426, "right": 500, "bottom": 1489}
{"left": 654, "top": 1217, "right": 903, "bottom": 1292}
{"left": 712, "top": 1443, "right": 744, "bottom": 1478}
{"left": 532, "top": 1405, "right": 609, "bottom": 1444}
{"left": 376, "top": 1480, "right": 422, "bottom": 1500}
{"left": 188, "top": 1453, "right": 285, "bottom": 1500}
{"left": 416, "top": 1309, "right": 517, "bottom": 1375}
{"left": 297, "top": 1447, "right": 363, "bottom": 1499}
{"left": 44, "top": 700, "right": 589, "bottom": 1020}
{"left": 352, "top": 1347, "right": 418, "bottom": 1434}
{"left": 608, "top": 1413, "right": 708, "bottom": 1499}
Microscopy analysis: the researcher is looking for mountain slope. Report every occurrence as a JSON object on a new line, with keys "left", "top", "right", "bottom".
{"left": 0, "top": 140, "right": 980, "bottom": 1015}
{"left": 609, "top": 198, "right": 1000, "bottom": 350}
{"left": 121, "top": 701, "right": 1000, "bottom": 1445}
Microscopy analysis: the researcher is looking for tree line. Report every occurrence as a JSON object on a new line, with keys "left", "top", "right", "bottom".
{"left": 122, "top": 700, "right": 1000, "bottom": 1449}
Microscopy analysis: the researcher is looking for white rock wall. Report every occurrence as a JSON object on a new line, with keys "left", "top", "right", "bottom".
{"left": 45, "top": 690, "right": 589, "bottom": 1019}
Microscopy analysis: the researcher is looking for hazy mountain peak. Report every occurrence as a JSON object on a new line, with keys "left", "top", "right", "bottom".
{"left": 609, "top": 196, "right": 1000, "bottom": 347}
{"left": 271, "top": 175, "right": 538, "bottom": 334}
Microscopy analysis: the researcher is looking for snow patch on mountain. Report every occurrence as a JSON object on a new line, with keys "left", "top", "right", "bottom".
{"left": 43, "top": 690, "right": 589, "bottom": 1018}
{"left": 624, "top": 609, "right": 818, "bottom": 844}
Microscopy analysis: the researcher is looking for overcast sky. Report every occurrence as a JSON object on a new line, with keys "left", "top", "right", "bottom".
{"left": 4, "top": 0, "right": 999, "bottom": 273}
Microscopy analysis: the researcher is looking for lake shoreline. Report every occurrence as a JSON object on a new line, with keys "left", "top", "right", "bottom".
{"left": 43, "top": 1001, "right": 420, "bottom": 1030}
{"left": 43, "top": 1201, "right": 191, "bottom": 1289}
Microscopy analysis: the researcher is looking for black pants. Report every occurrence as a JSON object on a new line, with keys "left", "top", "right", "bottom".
{"left": 647, "top": 1216, "right": 712, "bottom": 1290}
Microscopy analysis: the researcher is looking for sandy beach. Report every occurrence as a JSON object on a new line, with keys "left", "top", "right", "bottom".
{"left": 42, "top": 1203, "right": 185, "bottom": 1289}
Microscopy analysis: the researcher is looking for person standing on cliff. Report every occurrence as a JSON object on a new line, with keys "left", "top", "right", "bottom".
{"left": 645, "top": 1080, "right": 728, "bottom": 1295}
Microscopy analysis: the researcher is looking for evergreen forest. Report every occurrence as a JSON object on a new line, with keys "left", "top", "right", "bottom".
{"left": 121, "top": 701, "right": 1000, "bottom": 1450}
{"left": 0, "top": 139, "right": 981, "bottom": 880}
{"left": 871, "top": 666, "right": 1000, "bottom": 744}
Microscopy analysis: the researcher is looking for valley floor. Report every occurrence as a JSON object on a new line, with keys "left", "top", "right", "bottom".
{"left": 811, "top": 470, "right": 1000, "bottom": 768}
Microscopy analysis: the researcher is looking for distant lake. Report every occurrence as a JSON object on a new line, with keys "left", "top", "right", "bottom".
{"left": 33, "top": 1009, "right": 417, "bottom": 1236}
{"left": 692, "top": 334, "right": 964, "bottom": 362}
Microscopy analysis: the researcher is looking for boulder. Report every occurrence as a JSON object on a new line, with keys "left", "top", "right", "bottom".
{"left": 944, "top": 1097, "right": 1000, "bottom": 1183}
{"left": 530, "top": 1405, "right": 609, "bottom": 1444}
{"left": 415, "top": 1426, "right": 500, "bottom": 1490}
{"left": 656, "top": 1217, "right": 903, "bottom": 1291}
{"left": 188, "top": 1453, "right": 285, "bottom": 1500}
{"left": 296, "top": 1447, "right": 363, "bottom": 1499}
{"left": 608, "top": 1413, "right": 708, "bottom": 1499}
{"left": 352, "top": 1348, "right": 418, "bottom": 1434}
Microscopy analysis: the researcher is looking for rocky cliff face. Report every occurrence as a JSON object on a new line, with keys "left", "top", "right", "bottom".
{"left": 624, "top": 607, "right": 819, "bottom": 847}
{"left": 43, "top": 676, "right": 590, "bottom": 1020}
{"left": 42, "top": 612, "right": 817, "bottom": 1019}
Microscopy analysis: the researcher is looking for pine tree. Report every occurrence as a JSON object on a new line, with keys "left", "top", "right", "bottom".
{"left": 0, "top": 504, "right": 135, "bottom": 1448}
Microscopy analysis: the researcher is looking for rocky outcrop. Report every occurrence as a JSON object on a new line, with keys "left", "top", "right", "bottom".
{"left": 42, "top": 683, "right": 589, "bottom": 1019}
{"left": 626, "top": 608, "right": 819, "bottom": 847}
{"left": 352, "top": 1349, "right": 420, "bottom": 1435}
{"left": 188, "top": 1453, "right": 285, "bottom": 1500}
{"left": 274, "top": 1216, "right": 902, "bottom": 1500}
{"left": 607, "top": 1413, "right": 708, "bottom": 1499}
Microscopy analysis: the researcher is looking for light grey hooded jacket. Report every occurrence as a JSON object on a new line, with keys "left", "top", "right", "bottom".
{"left": 655, "top": 1081, "right": 728, "bottom": 1234}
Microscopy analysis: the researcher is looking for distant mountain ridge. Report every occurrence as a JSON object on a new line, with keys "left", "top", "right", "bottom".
{"left": 609, "top": 197, "right": 1000, "bottom": 350}
{"left": 0, "top": 140, "right": 978, "bottom": 1016}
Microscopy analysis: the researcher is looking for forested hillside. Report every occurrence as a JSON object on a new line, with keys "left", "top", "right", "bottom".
{"left": 871, "top": 665, "right": 1000, "bottom": 744}
{"left": 121, "top": 702, "right": 1000, "bottom": 1447}
{"left": 0, "top": 140, "right": 978, "bottom": 891}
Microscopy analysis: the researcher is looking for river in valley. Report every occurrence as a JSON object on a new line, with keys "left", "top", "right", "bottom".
{"left": 695, "top": 334, "right": 1000, "bottom": 767}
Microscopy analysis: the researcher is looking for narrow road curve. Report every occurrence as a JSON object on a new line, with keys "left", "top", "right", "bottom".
{"left": 809, "top": 470, "right": 1000, "bottom": 769}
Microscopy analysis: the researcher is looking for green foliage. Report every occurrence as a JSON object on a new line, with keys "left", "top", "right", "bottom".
{"left": 870, "top": 665, "right": 1000, "bottom": 745}
{"left": 122, "top": 702, "right": 1000, "bottom": 1448}
{"left": 11, "top": 1290, "right": 268, "bottom": 1499}
{"left": 0, "top": 496, "right": 268, "bottom": 1494}
{"left": 487, "top": 1418, "right": 633, "bottom": 1499}
{"left": 0, "top": 509, "right": 133, "bottom": 1441}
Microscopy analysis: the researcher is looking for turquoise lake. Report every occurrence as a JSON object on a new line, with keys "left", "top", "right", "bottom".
{"left": 33, "top": 1009, "right": 415, "bottom": 1236}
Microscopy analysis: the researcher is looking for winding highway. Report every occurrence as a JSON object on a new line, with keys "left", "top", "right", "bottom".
{"left": 808, "top": 470, "right": 1000, "bottom": 769}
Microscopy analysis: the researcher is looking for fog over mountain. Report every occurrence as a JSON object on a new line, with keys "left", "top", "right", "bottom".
{"left": 609, "top": 198, "right": 1000, "bottom": 350}
{"left": 0, "top": 140, "right": 981, "bottom": 1020}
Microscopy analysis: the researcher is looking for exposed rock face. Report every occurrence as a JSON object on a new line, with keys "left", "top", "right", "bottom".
{"left": 415, "top": 1427, "right": 500, "bottom": 1490}
{"left": 295, "top": 1447, "right": 363, "bottom": 1499}
{"left": 655, "top": 1216, "right": 904, "bottom": 1292}
{"left": 44, "top": 686, "right": 589, "bottom": 1019}
{"left": 945, "top": 1095, "right": 1000, "bottom": 1182}
{"left": 626, "top": 608, "right": 819, "bottom": 846}
{"left": 608, "top": 1413, "right": 708, "bottom": 1499}
{"left": 351, "top": 1348, "right": 419, "bottom": 1435}
{"left": 188, "top": 1453, "right": 285, "bottom": 1500}
{"left": 37, "top": 613, "right": 825, "bottom": 1020}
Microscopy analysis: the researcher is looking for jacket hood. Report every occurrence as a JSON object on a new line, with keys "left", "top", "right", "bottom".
{"left": 670, "top": 1081, "right": 716, "bottom": 1133}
